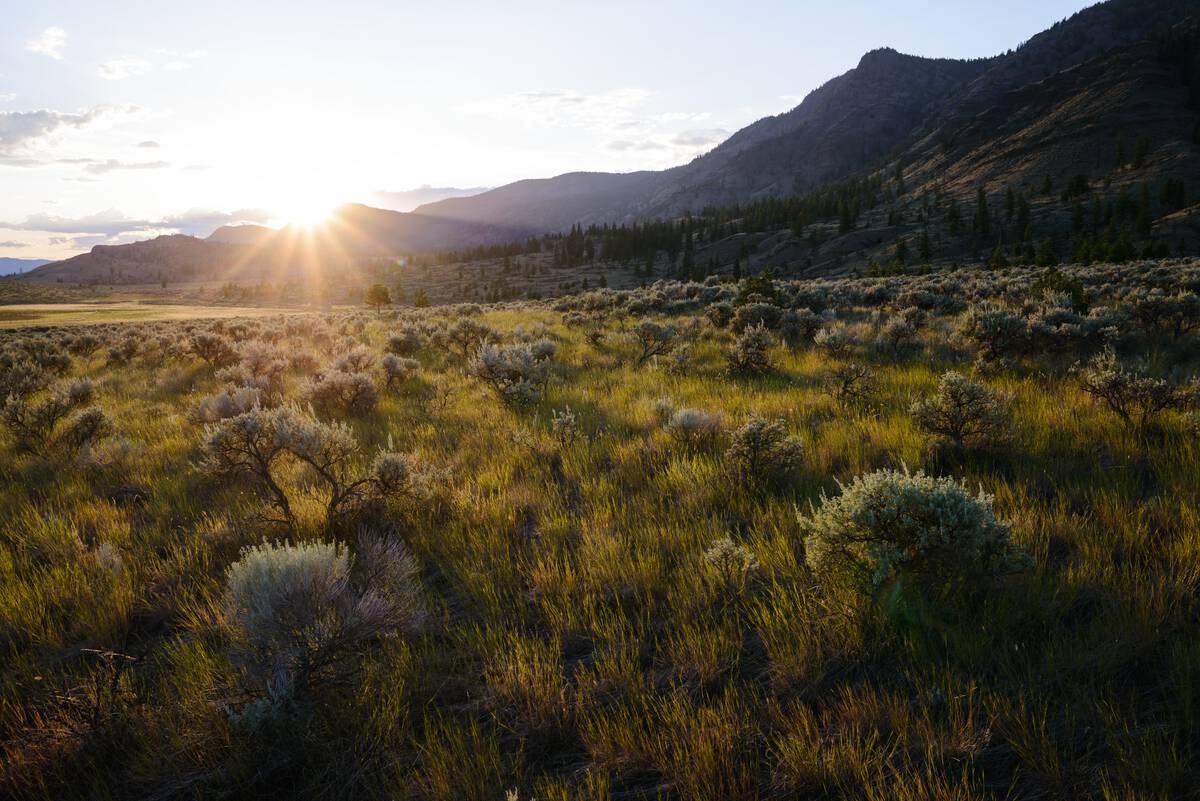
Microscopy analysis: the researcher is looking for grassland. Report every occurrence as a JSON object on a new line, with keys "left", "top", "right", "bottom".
{"left": 0, "top": 302, "right": 311, "bottom": 328}
{"left": 1, "top": 261, "right": 1198, "bottom": 800}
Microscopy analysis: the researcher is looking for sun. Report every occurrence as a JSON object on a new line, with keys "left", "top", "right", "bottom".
{"left": 272, "top": 198, "right": 335, "bottom": 228}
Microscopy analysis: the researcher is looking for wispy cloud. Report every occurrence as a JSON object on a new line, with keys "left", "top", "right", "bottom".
{"left": 98, "top": 56, "right": 153, "bottom": 80}
{"left": 83, "top": 159, "right": 170, "bottom": 175}
{"left": 607, "top": 140, "right": 667, "bottom": 152}
{"left": 25, "top": 27, "right": 66, "bottom": 60}
{"left": 155, "top": 48, "right": 209, "bottom": 72}
{"left": 135, "top": 140, "right": 160, "bottom": 149}
{"left": 669, "top": 128, "right": 729, "bottom": 148}
{"left": 463, "top": 88, "right": 655, "bottom": 130}
{"left": 0, "top": 240, "right": 28, "bottom": 248}
{"left": 465, "top": 87, "right": 728, "bottom": 165}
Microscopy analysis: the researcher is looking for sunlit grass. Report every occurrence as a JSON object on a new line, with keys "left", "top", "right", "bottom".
{"left": 1, "top": 288, "right": 1198, "bottom": 799}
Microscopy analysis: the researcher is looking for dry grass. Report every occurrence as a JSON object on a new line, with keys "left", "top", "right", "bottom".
{"left": 0, "top": 264, "right": 1198, "bottom": 799}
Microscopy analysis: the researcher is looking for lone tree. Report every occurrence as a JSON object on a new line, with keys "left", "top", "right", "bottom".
{"left": 365, "top": 284, "right": 392, "bottom": 314}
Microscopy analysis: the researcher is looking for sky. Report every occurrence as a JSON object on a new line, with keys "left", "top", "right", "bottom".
{"left": 0, "top": 0, "right": 1099, "bottom": 260}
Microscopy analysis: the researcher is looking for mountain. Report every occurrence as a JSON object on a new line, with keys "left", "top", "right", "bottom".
{"left": 0, "top": 258, "right": 50, "bottom": 276}
{"left": 416, "top": 0, "right": 1199, "bottom": 232}
{"left": 207, "top": 224, "right": 277, "bottom": 245}
{"left": 26, "top": 204, "right": 536, "bottom": 285}
{"left": 369, "top": 186, "right": 491, "bottom": 213}
{"left": 23, "top": 0, "right": 1200, "bottom": 287}
{"left": 413, "top": 50, "right": 988, "bottom": 232}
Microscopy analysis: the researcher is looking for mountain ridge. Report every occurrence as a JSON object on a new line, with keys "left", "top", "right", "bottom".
{"left": 21, "top": 0, "right": 1200, "bottom": 286}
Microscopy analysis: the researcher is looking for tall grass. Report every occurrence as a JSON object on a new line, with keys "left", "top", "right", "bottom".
{"left": 1, "top": 270, "right": 1198, "bottom": 799}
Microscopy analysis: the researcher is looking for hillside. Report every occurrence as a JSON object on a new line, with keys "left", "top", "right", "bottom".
{"left": 416, "top": 50, "right": 990, "bottom": 231}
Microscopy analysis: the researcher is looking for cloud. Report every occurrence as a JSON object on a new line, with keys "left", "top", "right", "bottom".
{"left": 669, "top": 128, "right": 729, "bottom": 148}
{"left": 465, "top": 87, "right": 727, "bottom": 167}
{"left": 98, "top": 56, "right": 153, "bottom": 80}
{"left": 49, "top": 234, "right": 108, "bottom": 250}
{"left": 26, "top": 27, "right": 66, "bottom": 60}
{"left": 135, "top": 140, "right": 160, "bottom": 148}
{"left": 607, "top": 140, "right": 667, "bottom": 152}
{"left": 0, "top": 92, "right": 15, "bottom": 103}
{"left": 0, "top": 240, "right": 28, "bottom": 248}
{"left": 0, "top": 106, "right": 141, "bottom": 156}
{"left": 607, "top": 128, "right": 729, "bottom": 157}
{"left": 0, "top": 208, "right": 274, "bottom": 244}
{"left": 463, "top": 87, "right": 655, "bottom": 130}
{"left": 154, "top": 48, "right": 209, "bottom": 72}
{"left": 83, "top": 159, "right": 170, "bottom": 175}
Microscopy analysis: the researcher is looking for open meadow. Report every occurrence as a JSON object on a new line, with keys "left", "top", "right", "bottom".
{"left": 2, "top": 261, "right": 1199, "bottom": 800}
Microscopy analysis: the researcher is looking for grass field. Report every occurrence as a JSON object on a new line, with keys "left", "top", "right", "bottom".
{"left": 0, "top": 302, "right": 309, "bottom": 328}
{"left": 1, "top": 262, "right": 1198, "bottom": 800}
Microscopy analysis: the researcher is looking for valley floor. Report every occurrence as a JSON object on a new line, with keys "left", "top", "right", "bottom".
{"left": 1, "top": 260, "right": 1198, "bottom": 799}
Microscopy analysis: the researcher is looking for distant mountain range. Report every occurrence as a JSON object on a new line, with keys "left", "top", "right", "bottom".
{"left": 369, "top": 186, "right": 491, "bottom": 213}
{"left": 0, "top": 258, "right": 50, "bottom": 277}
{"left": 21, "top": 0, "right": 1200, "bottom": 286}
{"left": 25, "top": 204, "right": 534, "bottom": 285}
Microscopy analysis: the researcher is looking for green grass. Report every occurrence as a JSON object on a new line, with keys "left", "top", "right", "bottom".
{"left": 0, "top": 283, "right": 1198, "bottom": 800}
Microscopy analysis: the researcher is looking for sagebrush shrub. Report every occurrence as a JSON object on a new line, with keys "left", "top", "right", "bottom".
{"left": 959, "top": 302, "right": 1027, "bottom": 359}
{"left": 0, "top": 357, "right": 50, "bottom": 411}
{"left": 727, "top": 323, "right": 775, "bottom": 375}
{"left": 801, "top": 466, "right": 1028, "bottom": 593}
{"left": 551, "top": 406, "right": 580, "bottom": 446}
{"left": 1128, "top": 289, "right": 1200, "bottom": 341}
{"left": 61, "top": 407, "right": 112, "bottom": 450}
{"left": 875, "top": 312, "right": 922, "bottom": 352}
{"left": 190, "top": 385, "right": 263, "bottom": 424}
{"left": 730, "top": 302, "right": 782, "bottom": 333}
{"left": 726, "top": 416, "right": 803, "bottom": 481}
{"left": 382, "top": 354, "right": 420, "bottom": 388}
{"left": 705, "top": 301, "right": 734, "bottom": 328}
{"left": 813, "top": 326, "right": 855, "bottom": 357}
{"left": 222, "top": 535, "right": 423, "bottom": 704}
{"left": 304, "top": 371, "right": 379, "bottom": 417}
{"left": 191, "top": 332, "right": 238, "bottom": 368}
{"left": 631, "top": 320, "right": 677, "bottom": 366}
{"left": 665, "top": 407, "right": 722, "bottom": 445}
{"left": 1073, "top": 348, "right": 1195, "bottom": 434}
{"left": 332, "top": 346, "right": 377, "bottom": 374}
{"left": 827, "top": 363, "right": 877, "bottom": 407}
{"left": 1, "top": 380, "right": 100, "bottom": 453}
{"left": 201, "top": 405, "right": 424, "bottom": 526}
{"left": 447, "top": 318, "right": 500, "bottom": 358}
{"left": 385, "top": 327, "right": 424, "bottom": 357}
{"left": 778, "top": 308, "right": 824, "bottom": 346}
{"left": 704, "top": 537, "right": 760, "bottom": 595}
{"left": 470, "top": 342, "right": 550, "bottom": 404}
{"left": 910, "top": 371, "right": 1012, "bottom": 447}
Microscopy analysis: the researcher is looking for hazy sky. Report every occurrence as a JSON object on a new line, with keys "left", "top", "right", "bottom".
{"left": 2, "top": 0, "right": 1097, "bottom": 259}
